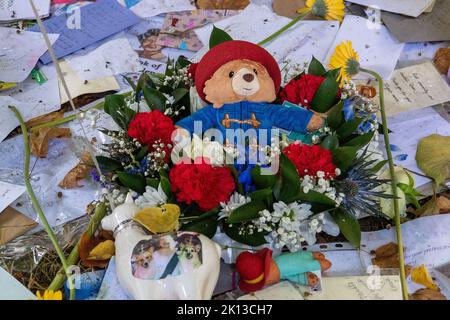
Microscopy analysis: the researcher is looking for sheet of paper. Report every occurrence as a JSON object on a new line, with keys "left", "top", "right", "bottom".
{"left": 0, "top": 27, "right": 59, "bottom": 83}
{"left": 238, "top": 281, "right": 305, "bottom": 300}
{"left": 0, "top": 181, "right": 26, "bottom": 214}
{"left": 0, "top": 266, "right": 36, "bottom": 300}
{"left": 195, "top": 4, "right": 339, "bottom": 74}
{"left": 379, "top": 62, "right": 450, "bottom": 116}
{"left": 64, "top": 34, "right": 141, "bottom": 80}
{"left": 397, "top": 42, "right": 450, "bottom": 69}
{"left": 306, "top": 275, "right": 403, "bottom": 300}
{"left": 97, "top": 257, "right": 132, "bottom": 300}
{"left": 118, "top": 0, "right": 195, "bottom": 18}
{"left": 59, "top": 61, "right": 120, "bottom": 104}
{"left": 28, "top": 0, "right": 141, "bottom": 64}
{"left": 379, "top": 107, "right": 450, "bottom": 188}
{"left": 381, "top": 0, "right": 450, "bottom": 43}
{"left": 0, "top": 0, "right": 50, "bottom": 22}
{"left": 361, "top": 215, "right": 450, "bottom": 285}
{"left": 324, "top": 15, "right": 404, "bottom": 80}
{"left": 346, "top": 0, "right": 433, "bottom": 17}
{"left": 0, "top": 64, "right": 61, "bottom": 142}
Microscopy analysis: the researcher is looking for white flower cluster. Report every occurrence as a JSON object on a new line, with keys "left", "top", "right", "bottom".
{"left": 163, "top": 65, "right": 190, "bottom": 88}
{"left": 300, "top": 170, "right": 344, "bottom": 206}
{"left": 135, "top": 184, "right": 167, "bottom": 209}
{"left": 340, "top": 80, "right": 358, "bottom": 100}
{"left": 311, "top": 126, "right": 331, "bottom": 145}
{"left": 99, "top": 188, "right": 127, "bottom": 208}
{"left": 219, "top": 192, "right": 251, "bottom": 220}
{"left": 254, "top": 201, "right": 326, "bottom": 251}
{"left": 281, "top": 59, "right": 307, "bottom": 84}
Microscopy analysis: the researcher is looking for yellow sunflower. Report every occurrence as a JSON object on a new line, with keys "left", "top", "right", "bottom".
{"left": 297, "top": 0, "right": 346, "bottom": 22}
{"left": 36, "top": 290, "right": 63, "bottom": 300}
{"left": 329, "top": 40, "right": 360, "bottom": 86}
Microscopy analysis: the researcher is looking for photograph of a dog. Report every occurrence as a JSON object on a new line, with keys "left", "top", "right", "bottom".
{"left": 130, "top": 233, "right": 203, "bottom": 280}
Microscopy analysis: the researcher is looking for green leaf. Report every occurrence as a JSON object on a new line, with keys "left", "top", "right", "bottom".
{"left": 249, "top": 188, "right": 273, "bottom": 201}
{"left": 343, "top": 131, "right": 374, "bottom": 148}
{"left": 332, "top": 146, "right": 358, "bottom": 172}
{"left": 311, "top": 73, "right": 339, "bottom": 113}
{"left": 370, "top": 160, "right": 388, "bottom": 173}
{"left": 279, "top": 153, "right": 301, "bottom": 202}
{"left": 176, "top": 56, "right": 191, "bottom": 69}
{"left": 331, "top": 209, "right": 361, "bottom": 247}
{"left": 123, "top": 75, "right": 136, "bottom": 90}
{"left": 182, "top": 217, "right": 218, "bottom": 239}
{"left": 103, "top": 94, "right": 135, "bottom": 130}
{"left": 416, "top": 134, "right": 450, "bottom": 186}
{"left": 320, "top": 133, "right": 339, "bottom": 150}
{"left": 223, "top": 223, "right": 267, "bottom": 246}
{"left": 142, "top": 86, "right": 167, "bottom": 111}
{"left": 172, "top": 87, "right": 189, "bottom": 104}
{"left": 326, "top": 68, "right": 340, "bottom": 80}
{"left": 209, "top": 25, "right": 233, "bottom": 49}
{"left": 308, "top": 56, "right": 326, "bottom": 76}
{"left": 96, "top": 156, "right": 122, "bottom": 172}
{"left": 134, "top": 146, "right": 148, "bottom": 161}
{"left": 117, "top": 171, "right": 146, "bottom": 194}
{"left": 289, "top": 189, "right": 336, "bottom": 212}
{"left": 228, "top": 201, "right": 267, "bottom": 224}
{"left": 160, "top": 176, "right": 172, "bottom": 199}
{"left": 336, "top": 117, "right": 363, "bottom": 140}
{"left": 146, "top": 178, "right": 159, "bottom": 189}
{"left": 251, "top": 165, "right": 277, "bottom": 189}
{"left": 326, "top": 101, "right": 344, "bottom": 130}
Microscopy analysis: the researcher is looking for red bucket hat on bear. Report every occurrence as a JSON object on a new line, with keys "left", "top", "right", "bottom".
{"left": 235, "top": 248, "right": 273, "bottom": 293}
{"left": 190, "top": 40, "right": 281, "bottom": 103}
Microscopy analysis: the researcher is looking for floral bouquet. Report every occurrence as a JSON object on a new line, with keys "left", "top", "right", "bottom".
{"left": 92, "top": 30, "right": 396, "bottom": 252}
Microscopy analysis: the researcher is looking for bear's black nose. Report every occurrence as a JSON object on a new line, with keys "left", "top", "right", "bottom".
{"left": 243, "top": 73, "right": 254, "bottom": 82}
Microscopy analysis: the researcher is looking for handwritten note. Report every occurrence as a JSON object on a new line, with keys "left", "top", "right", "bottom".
{"left": 378, "top": 62, "right": 450, "bottom": 116}
{"left": 0, "top": 27, "right": 58, "bottom": 83}
{"left": 28, "top": 0, "right": 141, "bottom": 64}
{"left": 0, "top": 181, "right": 26, "bottom": 214}
{"left": 0, "top": 0, "right": 50, "bottom": 22}
{"left": 118, "top": 0, "right": 195, "bottom": 18}
{"left": 306, "top": 276, "right": 402, "bottom": 300}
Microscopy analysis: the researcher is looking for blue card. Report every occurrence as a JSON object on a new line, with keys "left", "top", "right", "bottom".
{"left": 29, "top": 0, "right": 141, "bottom": 64}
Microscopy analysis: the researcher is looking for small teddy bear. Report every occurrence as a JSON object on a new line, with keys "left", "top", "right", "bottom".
{"left": 176, "top": 40, "right": 324, "bottom": 146}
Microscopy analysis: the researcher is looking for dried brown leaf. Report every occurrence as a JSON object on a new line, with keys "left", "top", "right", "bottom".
{"left": 196, "top": 0, "right": 250, "bottom": 10}
{"left": 371, "top": 242, "right": 412, "bottom": 276}
{"left": 30, "top": 127, "right": 71, "bottom": 158}
{"left": 58, "top": 150, "right": 93, "bottom": 189}
{"left": 79, "top": 230, "right": 114, "bottom": 269}
{"left": 371, "top": 242, "right": 398, "bottom": 258}
{"left": 434, "top": 48, "right": 450, "bottom": 74}
{"left": 410, "top": 288, "right": 447, "bottom": 300}
{"left": 414, "top": 195, "right": 450, "bottom": 217}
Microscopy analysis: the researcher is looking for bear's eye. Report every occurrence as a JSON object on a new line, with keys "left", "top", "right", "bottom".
{"left": 253, "top": 69, "right": 258, "bottom": 75}
{"left": 228, "top": 71, "right": 235, "bottom": 78}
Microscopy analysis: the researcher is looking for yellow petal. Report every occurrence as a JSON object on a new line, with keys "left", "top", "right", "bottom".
{"left": 134, "top": 204, "right": 180, "bottom": 234}
{"left": 87, "top": 240, "right": 115, "bottom": 260}
{"left": 411, "top": 265, "right": 439, "bottom": 291}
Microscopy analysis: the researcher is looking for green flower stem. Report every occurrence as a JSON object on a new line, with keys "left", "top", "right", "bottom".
{"left": 48, "top": 202, "right": 107, "bottom": 291}
{"left": 359, "top": 68, "right": 408, "bottom": 300}
{"left": 257, "top": 11, "right": 311, "bottom": 46}
{"left": 9, "top": 106, "right": 75, "bottom": 300}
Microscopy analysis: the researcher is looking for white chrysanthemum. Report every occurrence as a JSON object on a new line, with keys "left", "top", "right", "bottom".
{"left": 135, "top": 184, "right": 167, "bottom": 209}
{"left": 219, "top": 192, "right": 251, "bottom": 220}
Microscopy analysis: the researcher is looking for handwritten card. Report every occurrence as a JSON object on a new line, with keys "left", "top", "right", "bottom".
{"left": 379, "top": 62, "right": 450, "bottom": 116}
{"left": 0, "top": 27, "right": 59, "bottom": 83}
{"left": 118, "top": 0, "right": 195, "bottom": 18}
{"left": 28, "top": 0, "right": 141, "bottom": 64}
{"left": 346, "top": 0, "right": 434, "bottom": 17}
{"left": 306, "top": 275, "right": 403, "bottom": 300}
{"left": 0, "top": 0, "right": 50, "bottom": 22}
{"left": 325, "top": 15, "right": 404, "bottom": 80}
{"left": 0, "top": 181, "right": 26, "bottom": 214}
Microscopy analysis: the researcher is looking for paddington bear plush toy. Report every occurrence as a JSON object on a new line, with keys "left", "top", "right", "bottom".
{"left": 176, "top": 40, "right": 324, "bottom": 145}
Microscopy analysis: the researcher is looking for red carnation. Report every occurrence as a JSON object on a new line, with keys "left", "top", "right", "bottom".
{"left": 169, "top": 160, "right": 235, "bottom": 211}
{"left": 279, "top": 74, "right": 325, "bottom": 108}
{"left": 127, "top": 110, "right": 175, "bottom": 161}
{"left": 282, "top": 143, "right": 337, "bottom": 179}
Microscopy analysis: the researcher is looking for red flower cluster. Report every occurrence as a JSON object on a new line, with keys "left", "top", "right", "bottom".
{"left": 169, "top": 160, "right": 235, "bottom": 211}
{"left": 278, "top": 74, "right": 325, "bottom": 108}
{"left": 282, "top": 143, "right": 337, "bottom": 179}
{"left": 127, "top": 110, "right": 175, "bottom": 161}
